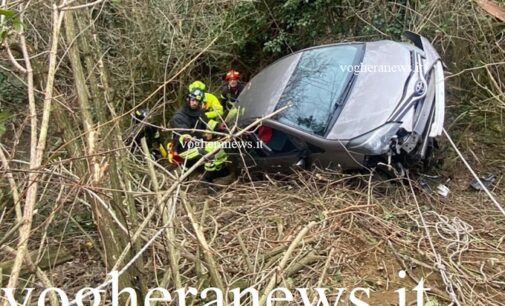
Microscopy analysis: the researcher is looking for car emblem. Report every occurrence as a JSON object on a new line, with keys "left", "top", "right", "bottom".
{"left": 414, "top": 81, "right": 426, "bottom": 96}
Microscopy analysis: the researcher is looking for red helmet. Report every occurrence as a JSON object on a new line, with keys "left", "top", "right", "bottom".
{"left": 225, "top": 70, "right": 240, "bottom": 81}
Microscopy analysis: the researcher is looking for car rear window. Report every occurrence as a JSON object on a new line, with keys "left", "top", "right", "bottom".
{"left": 275, "top": 44, "right": 363, "bottom": 136}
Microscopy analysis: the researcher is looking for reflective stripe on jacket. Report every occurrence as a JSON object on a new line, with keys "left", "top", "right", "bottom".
{"left": 203, "top": 141, "right": 228, "bottom": 172}
{"left": 202, "top": 92, "right": 223, "bottom": 120}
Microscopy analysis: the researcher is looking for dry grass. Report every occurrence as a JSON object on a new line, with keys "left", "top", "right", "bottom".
{"left": 4, "top": 164, "right": 502, "bottom": 305}
{"left": 1, "top": 0, "right": 505, "bottom": 305}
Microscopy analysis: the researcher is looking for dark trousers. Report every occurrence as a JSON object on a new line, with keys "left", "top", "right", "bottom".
{"left": 202, "top": 167, "right": 230, "bottom": 183}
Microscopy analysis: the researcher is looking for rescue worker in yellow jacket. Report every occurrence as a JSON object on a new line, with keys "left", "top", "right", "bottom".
{"left": 160, "top": 87, "right": 229, "bottom": 183}
{"left": 188, "top": 81, "right": 224, "bottom": 121}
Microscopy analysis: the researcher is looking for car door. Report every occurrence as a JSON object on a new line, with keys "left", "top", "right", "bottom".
{"left": 248, "top": 127, "right": 325, "bottom": 172}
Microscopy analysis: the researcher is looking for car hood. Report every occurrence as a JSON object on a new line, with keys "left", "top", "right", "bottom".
{"left": 326, "top": 41, "right": 413, "bottom": 140}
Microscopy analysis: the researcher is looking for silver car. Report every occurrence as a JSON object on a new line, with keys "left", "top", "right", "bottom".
{"left": 234, "top": 32, "right": 445, "bottom": 175}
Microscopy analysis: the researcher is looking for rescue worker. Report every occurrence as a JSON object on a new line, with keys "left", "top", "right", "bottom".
{"left": 165, "top": 87, "right": 206, "bottom": 165}
{"left": 219, "top": 69, "right": 244, "bottom": 111}
{"left": 170, "top": 88, "right": 206, "bottom": 137}
{"left": 188, "top": 80, "right": 224, "bottom": 121}
{"left": 162, "top": 87, "right": 229, "bottom": 183}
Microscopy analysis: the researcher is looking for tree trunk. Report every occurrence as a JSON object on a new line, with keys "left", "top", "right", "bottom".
{"left": 64, "top": 10, "right": 142, "bottom": 300}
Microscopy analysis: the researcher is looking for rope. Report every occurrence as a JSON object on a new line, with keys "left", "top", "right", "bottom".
{"left": 443, "top": 128, "right": 505, "bottom": 217}
{"left": 424, "top": 211, "right": 473, "bottom": 262}
{"left": 424, "top": 211, "right": 473, "bottom": 306}
{"left": 407, "top": 174, "right": 462, "bottom": 306}
{"left": 434, "top": 253, "right": 461, "bottom": 306}
{"left": 402, "top": 128, "right": 502, "bottom": 305}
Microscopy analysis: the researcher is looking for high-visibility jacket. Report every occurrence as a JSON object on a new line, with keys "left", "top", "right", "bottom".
{"left": 202, "top": 92, "right": 223, "bottom": 120}
{"left": 202, "top": 141, "right": 228, "bottom": 172}
{"left": 160, "top": 134, "right": 228, "bottom": 172}
{"left": 188, "top": 81, "right": 224, "bottom": 120}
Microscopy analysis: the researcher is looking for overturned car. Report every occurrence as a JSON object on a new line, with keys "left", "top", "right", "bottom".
{"left": 233, "top": 32, "right": 445, "bottom": 175}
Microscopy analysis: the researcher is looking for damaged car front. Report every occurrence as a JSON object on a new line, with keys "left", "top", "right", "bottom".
{"left": 234, "top": 32, "right": 445, "bottom": 175}
{"left": 342, "top": 31, "right": 445, "bottom": 174}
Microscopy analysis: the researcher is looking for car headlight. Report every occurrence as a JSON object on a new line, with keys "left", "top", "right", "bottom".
{"left": 347, "top": 122, "right": 401, "bottom": 155}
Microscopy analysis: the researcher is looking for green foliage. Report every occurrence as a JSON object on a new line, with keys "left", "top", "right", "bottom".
{"left": 357, "top": 0, "right": 408, "bottom": 38}
{"left": 424, "top": 298, "right": 441, "bottom": 306}
{"left": 222, "top": 0, "right": 412, "bottom": 74}
{"left": 263, "top": 30, "right": 288, "bottom": 54}
{"left": 0, "top": 10, "right": 24, "bottom": 140}
{"left": 0, "top": 71, "right": 25, "bottom": 139}
{"left": 0, "top": 71, "right": 27, "bottom": 106}
{"left": 361, "top": 13, "right": 404, "bottom": 38}
{"left": 383, "top": 210, "right": 395, "bottom": 222}
{"left": 0, "top": 9, "right": 23, "bottom": 43}
{"left": 0, "top": 110, "right": 10, "bottom": 139}
{"left": 222, "top": 0, "right": 349, "bottom": 73}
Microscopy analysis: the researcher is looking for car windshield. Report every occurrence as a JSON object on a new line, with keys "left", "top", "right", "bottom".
{"left": 275, "top": 44, "right": 363, "bottom": 136}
